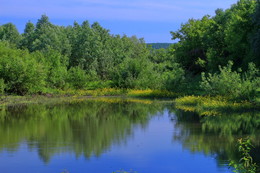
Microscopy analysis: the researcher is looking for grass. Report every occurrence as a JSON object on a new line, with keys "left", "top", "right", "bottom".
{"left": 0, "top": 91, "right": 170, "bottom": 107}
{"left": 41, "top": 88, "right": 127, "bottom": 96}
{"left": 0, "top": 89, "right": 258, "bottom": 114}
{"left": 34, "top": 88, "right": 179, "bottom": 98}
{"left": 126, "top": 89, "right": 179, "bottom": 98}
{"left": 175, "top": 95, "right": 259, "bottom": 116}
{"left": 0, "top": 88, "right": 177, "bottom": 107}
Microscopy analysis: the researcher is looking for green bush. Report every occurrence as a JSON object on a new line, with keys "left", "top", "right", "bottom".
{"left": 200, "top": 61, "right": 260, "bottom": 101}
{"left": 39, "top": 49, "right": 68, "bottom": 89}
{"left": 164, "top": 63, "right": 185, "bottom": 91}
{"left": 113, "top": 57, "right": 162, "bottom": 89}
{"left": 85, "top": 80, "right": 113, "bottom": 90}
{"left": 67, "top": 66, "right": 88, "bottom": 89}
{"left": 0, "top": 43, "right": 46, "bottom": 95}
{"left": 0, "top": 78, "right": 5, "bottom": 94}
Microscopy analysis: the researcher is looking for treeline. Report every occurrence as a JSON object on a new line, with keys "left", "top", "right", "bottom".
{"left": 0, "top": 15, "right": 183, "bottom": 94}
{"left": 170, "top": 0, "right": 260, "bottom": 100}
{"left": 0, "top": 0, "right": 259, "bottom": 101}
{"left": 147, "top": 43, "right": 173, "bottom": 49}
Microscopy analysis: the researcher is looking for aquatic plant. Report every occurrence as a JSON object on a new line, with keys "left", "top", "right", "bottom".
{"left": 229, "top": 138, "right": 258, "bottom": 173}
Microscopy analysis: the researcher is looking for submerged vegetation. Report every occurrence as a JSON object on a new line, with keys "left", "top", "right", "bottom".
{"left": 0, "top": 0, "right": 259, "bottom": 105}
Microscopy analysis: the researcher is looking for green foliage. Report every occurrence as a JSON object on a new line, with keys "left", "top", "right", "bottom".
{"left": 171, "top": 15, "right": 215, "bottom": 73}
{"left": 112, "top": 57, "right": 160, "bottom": 89}
{"left": 0, "top": 23, "right": 21, "bottom": 46}
{"left": 20, "top": 15, "right": 71, "bottom": 56}
{"left": 230, "top": 138, "right": 258, "bottom": 173}
{"left": 0, "top": 42, "right": 45, "bottom": 95}
{"left": 201, "top": 61, "right": 260, "bottom": 100}
{"left": 171, "top": 0, "right": 259, "bottom": 73}
{"left": 175, "top": 95, "right": 258, "bottom": 116}
{"left": 147, "top": 43, "right": 172, "bottom": 49}
{"left": 251, "top": 0, "right": 260, "bottom": 59}
{"left": 85, "top": 80, "right": 113, "bottom": 90}
{"left": 163, "top": 63, "right": 185, "bottom": 91}
{"left": 0, "top": 6, "right": 259, "bottom": 100}
{"left": 40, "top": 50, "right": 68, "bottom": 89}
{"left": 67, "top": 66, "right": 87, "bottom": 89}
{"left": 0, "top": 78, "right": 5, "bottom": 95}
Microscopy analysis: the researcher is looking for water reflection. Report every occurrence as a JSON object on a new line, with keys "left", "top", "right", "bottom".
{"left": 171, "top": 108, "right": 260, "bottom": 170}
{"left": 0, "top": 98, "right": 259, "bottom": 172}
{"left": 0, "top": 99, "right": 165, "bottom": 163}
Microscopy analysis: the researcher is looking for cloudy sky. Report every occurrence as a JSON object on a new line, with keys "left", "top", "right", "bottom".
{"left": 1, "top": 0, "right": 238, "bottom": 42}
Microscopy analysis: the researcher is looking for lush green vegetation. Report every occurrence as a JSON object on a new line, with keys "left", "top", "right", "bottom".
{"left": 230, "top": 138, "right": 258, "bottom": 173}
{"left": 147, "top": 43, "right": 172, "bottom": 49}
{"left": 175, "top": 95, "right": 259, "bottom": 116}
{"left": 0, "top": 0, "right": 259, "bottom": 104}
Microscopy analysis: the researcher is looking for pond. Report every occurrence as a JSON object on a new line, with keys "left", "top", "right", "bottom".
{"left": 0, "top": 97, "right": 259, "bottom": 173}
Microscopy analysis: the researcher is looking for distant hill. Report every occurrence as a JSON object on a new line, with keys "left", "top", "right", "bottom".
{"left": 147, "top": 43, "right": 173, "bottom": 49}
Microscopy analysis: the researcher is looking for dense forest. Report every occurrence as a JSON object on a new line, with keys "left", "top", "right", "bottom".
{"left": 0, "top": 0, "right": 259, "bottom": 101}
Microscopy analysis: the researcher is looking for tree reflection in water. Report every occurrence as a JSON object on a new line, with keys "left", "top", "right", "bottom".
{"left": 170, "top": 108, "right": 260, "bottom": 170}
{"left": 0, "top": 99, "right": 165, "bottom": 163}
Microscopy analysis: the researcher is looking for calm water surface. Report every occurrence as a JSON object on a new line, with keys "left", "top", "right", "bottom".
{"left": 0, "top": 98, "right": 259, "bottom": 173}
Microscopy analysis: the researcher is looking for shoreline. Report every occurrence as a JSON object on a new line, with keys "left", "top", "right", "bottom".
{"left": 0, "top": 89, "right": 259, "bottom": 116}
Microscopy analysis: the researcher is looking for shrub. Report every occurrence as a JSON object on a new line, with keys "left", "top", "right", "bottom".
{"left": 85, "top": 80, "right": 113, "bottom": 90}
{"left": 0, "top": 78, "right": 5, "bottom": 94}
{"left": 0, "top": 43, "right": 46, "bottom": 95}
{"left": 39, "top": 49, "right": 68, "bottom": 89}
{"left": 200, "top": 61, "right": 260, "bottom": 101}
{"left": 229, "top": 138, "right": 258, "bottom": 173}
{"left": 164, "top": 63, "right": 185, "bottom": 91}
{"left": 67, "top": 66, "right": 88, "bottom": 89}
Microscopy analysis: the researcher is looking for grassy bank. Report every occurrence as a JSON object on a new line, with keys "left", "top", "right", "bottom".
{"left": 175, "top": 95, "right": 260, "bottom": 116}
{"left": 0, "top": 89, "right": 178, "bottom": 107}
{"left": 41, "top": 88, "right": 179, "bottom": 98}
{"left": 0, "top": 89, "right": 259, "bottom": 115}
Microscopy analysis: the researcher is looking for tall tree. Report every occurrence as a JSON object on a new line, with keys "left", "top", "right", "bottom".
{"left": 19, "top": 21, "right": 35, "bottom": 50}
{"left": 22, "top": 15, "right": 71, "bottom": 57}
{"left": 251, "top": 0, "right": 260, "bottom": 65}
{"left": 0, "top": 23, "right": 21, "bottom": 46}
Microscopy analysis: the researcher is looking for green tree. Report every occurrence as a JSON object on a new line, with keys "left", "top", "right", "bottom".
{"left": 171, "top": 15, "right": 214, "bottom": 74}
{"left": 24, "top": 15, "right": 71, "bottom": 57}
{"left": 19, "top": 21, "right": 35, "bottom": 50}
{"left": 0, "top": 42, "right": 46, "bottom": 94}
{"left": 67, "top": 66, "right": 88, "bottom": 89}
{"left": 251, "top": 0, "right": 260, "bottom": 64}
{"left": 0, "top": 23, "right": 21, "bottom": 46}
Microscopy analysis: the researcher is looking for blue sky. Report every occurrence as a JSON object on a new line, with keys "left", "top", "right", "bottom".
{"left": 1, "top": 0, "right": 238, "bottom": 43}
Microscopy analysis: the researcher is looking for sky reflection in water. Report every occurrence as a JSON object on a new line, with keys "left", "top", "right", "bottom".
{"left": 0, "top": 98, "right": 259, "bottom": 173}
